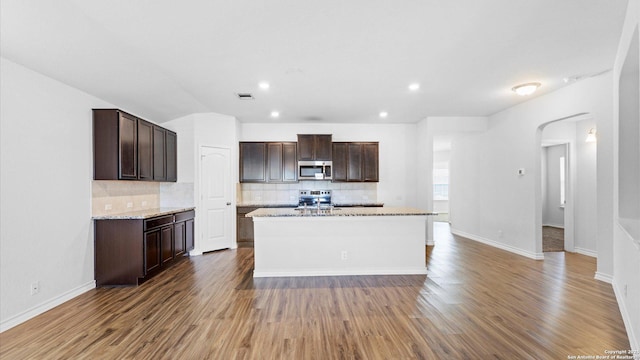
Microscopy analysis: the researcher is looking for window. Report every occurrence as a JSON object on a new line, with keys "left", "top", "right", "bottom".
{"left": 433, "top": 168, "right": 449, "bottom": 200}
{"left": 560, "top": 156, "right": 566, "bottom": 207}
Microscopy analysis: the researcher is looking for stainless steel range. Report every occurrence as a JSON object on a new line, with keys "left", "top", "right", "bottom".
{"left": 298, "top": 190, "right": 332, "bottom": 208}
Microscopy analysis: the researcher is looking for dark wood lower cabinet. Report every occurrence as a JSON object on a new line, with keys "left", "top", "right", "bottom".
{"left": 160, "top": 225, "right": 174, "bottom": 265}
{"left": 95, "top": 209, "right": 195, "bottom": 286}
{"left": 144, "top": 230, "right": 162, "bottom": 275}
{"left": 174, "top": 221, "right": 186, "bottom": 257}
{"left": 236, "top": 207, "right": 258, "bottom": 248}
{"left": 185, "top": 219, "right": 194, "bottom": 251}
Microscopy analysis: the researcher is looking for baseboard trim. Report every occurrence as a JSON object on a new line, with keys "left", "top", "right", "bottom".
{"left": 574, "top": 247, "right": 597, "bottom": 258}
{"left": 450, "top": 228, "right": 544, "bottom": 260}
{"left": 542, "top": 224, "right": 565, "bottom": 229}
{"left": 0, "top": 280, "right": 96, "bottom": 333}
{"left": 254, "top": 268, "right": 428, "bottom": 278}
{"left": 594, "top": 272, "right": 613, "bottom": 284}
{"left": 612, "top": 280, "right": 639, "bottom": 352}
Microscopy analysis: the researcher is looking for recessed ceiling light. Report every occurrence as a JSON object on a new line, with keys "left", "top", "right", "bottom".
{"left": 379, "top": 111, "right": 388, "bottom": 118}
{"left": 258, "top": 82, "right": 270, "bottom": 90}
{"left": 408, "top": 83, "right": 420, "bottom": 91}
{"left": 270, "top": 111, "right": 280, "bottom": 118}
{"left": 512, "top": 82, "right": 541, "bottom": 96}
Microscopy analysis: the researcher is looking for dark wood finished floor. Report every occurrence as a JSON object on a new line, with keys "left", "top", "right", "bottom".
{"left": 543, "top": 226, "right": 565, "bottom": 252}
{"left": 0, "top": 223, "right": 630, "bottom": 359}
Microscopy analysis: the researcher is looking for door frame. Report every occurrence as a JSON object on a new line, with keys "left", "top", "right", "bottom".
{"left": 190, "top": 145, "right": 235, "bottom": 255}
{"left": 535, "top": 113, "right": 591, "bottom": 256}
{"left": 540, "top": 142, "right": 573, "bottom": 252}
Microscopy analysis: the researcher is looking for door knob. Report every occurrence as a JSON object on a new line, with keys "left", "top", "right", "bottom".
{"left": 226, "top": 202, "right": 232, "bottom": 206}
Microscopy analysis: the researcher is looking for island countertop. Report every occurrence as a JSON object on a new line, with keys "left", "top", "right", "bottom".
{"left": 246, "top": 207, "right": 435, "bottom": 217}
{"left": 92, "top": 207, "right": 195, "bottom": 220}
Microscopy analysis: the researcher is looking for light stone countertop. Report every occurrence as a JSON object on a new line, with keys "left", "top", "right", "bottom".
{"left": 92, "top": 207, "right": 195, "bottom": 220}
{"left": 246, "top": 207, "right": 435, "bottom": 217}
{"left": 237, "top": 202, "right": 385, "bottom": 207}
{"left": 236, "top": 203, "right": 298, "bottom": 208}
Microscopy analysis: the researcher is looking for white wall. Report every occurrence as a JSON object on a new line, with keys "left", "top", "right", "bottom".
{"left": 164, "top": 113, "right": 239, "bottom": 254}
{"left": 239, "top": 123, "right": 419, "bottom": 208}
{"left": 612, "top": 0, "right": 640, "bottom": 351}
{"left": 449, "top": 72, "right": 613, "bottom": 262}
{"left": 574, "top": 118, "right": 598, "bottom": 255}
{"left": 416, "top": 117, "right": 488, "bottom": 243}
{"left": 0, "top": 58, "right": 112, "bottom": 331}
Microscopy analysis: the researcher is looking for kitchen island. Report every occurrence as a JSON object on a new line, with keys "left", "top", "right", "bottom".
{"left": 247, "top": 207, "right": 434, "bottom": 278}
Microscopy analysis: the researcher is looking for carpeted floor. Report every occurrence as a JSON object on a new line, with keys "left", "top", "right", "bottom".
{"left": 543, "top": 226, "right": 564, "bottom": 252}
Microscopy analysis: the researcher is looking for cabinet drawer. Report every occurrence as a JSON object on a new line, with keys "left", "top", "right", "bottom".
{"left": 175, "top": 210, "right": 195, "bottom": 222}
{"left": 144, "top": 215, "right": 174, "bottom": 231}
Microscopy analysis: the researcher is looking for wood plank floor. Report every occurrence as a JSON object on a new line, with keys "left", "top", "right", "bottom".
{"left": 0, "top": 223, "right": 630, "bottom": 359}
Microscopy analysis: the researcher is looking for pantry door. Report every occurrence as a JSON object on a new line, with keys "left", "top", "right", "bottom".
{"left": 199, "top": 146, "right": 233, "bottom": 252}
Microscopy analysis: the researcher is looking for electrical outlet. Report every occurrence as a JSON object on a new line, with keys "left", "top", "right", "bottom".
{"left": 104, "top": 204, "right": 112, "bottom": 211}
{"left": 624, "top": 284, "right": 628, "bottom": 298}
{"left": 30, "top": 281, "right": 40, "bottom": 295}
{"left": 127, "top": 202, "right": 133, "bottom": 208}
{"left": 498, "top": 230, "right": 504, "bottom": 239}
{"left": 341, "top": 250, "right": 348, "bottom": 261}
{"left": 142, "top": 201, "right": 148, "bottom": 207}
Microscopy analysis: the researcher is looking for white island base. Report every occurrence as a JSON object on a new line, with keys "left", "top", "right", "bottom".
{"left": 251, "top": 214, "right": 427, "bottom": 278}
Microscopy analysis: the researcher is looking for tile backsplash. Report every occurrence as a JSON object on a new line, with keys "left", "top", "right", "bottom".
{"left": 160, "top": 182, "right": 195, "bottom": 208}
{"left": 92, "top": 181, "right": 160, "bottom": 216}
{"left": 239, "top": 181, "right": 377, "bottom": 205}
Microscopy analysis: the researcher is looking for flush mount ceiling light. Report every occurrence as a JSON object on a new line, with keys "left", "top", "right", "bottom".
{"left": 270, "top": 111, "right": 280, "bottom": 118}
{"left": 408, "top": 83, "right": 420, "bottom": 91}
{"left": 511, "top": 82, "right": 541, "bottom": 96}
{"left": 258, "top": 82, "right": 270, "bottom": 90}
{"left": 586, "top": 128, "right": 597, "bottom": 143}
{"left": 379, "top": 111, "right": 388, "bottom": 118}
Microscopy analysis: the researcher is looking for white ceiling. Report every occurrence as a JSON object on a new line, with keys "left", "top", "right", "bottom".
{"left": 0, "top": 0, "right": 628, "bottom": 124}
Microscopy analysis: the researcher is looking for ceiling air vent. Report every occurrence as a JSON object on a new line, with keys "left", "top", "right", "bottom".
{"left": 236, "top": 93, "right": 255, "bottom": 100}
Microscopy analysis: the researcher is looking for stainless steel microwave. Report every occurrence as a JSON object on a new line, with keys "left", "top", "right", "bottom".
{"left": 298, "top": 161, "right": 332, "bottom": 180}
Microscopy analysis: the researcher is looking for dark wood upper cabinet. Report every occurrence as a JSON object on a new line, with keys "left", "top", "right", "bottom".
{"left": 297, "top": 135, "right": 314, "bottom": 160}
{"left": 138, "top": 120, "right": 153, "bottom": 180}
{"left": 166, "top": 131, "right": 177, "bottom": 182}
{"left": 331, "top": 142, "right": 379, "bottom": 182}
{"left": 282, "top": 142, "right": 298, "bottom": 182}
{"left": 239, "top": 142, "right": 267, "bottom": 182}
{"left": 347, "top": 143, "right": 363, "bottom": 181}
{"left": 94, "top": 109, "right": 137, "bottom": 180}
{"left": 362, "top": 143, "right": 379, "bottom": 182}
{"left": 119, "top": 113, "right": 138, "bottom": 179}
{"left": 93, "top": 109, "right": 177, "bottom": 182}
{"left": 297, "top": 134, "right": 332, "bottom": 161}
{"left": 332, "top": 143, "right": 348, "bottom": 182}
{"left": 267, "top": 143, "right": 284, "bottom": 182}
{"left": 240, "top": 142, "right": 297, "bottom": 183}
{"left": 153, "top": 126, "right": 167, "bottom": 181}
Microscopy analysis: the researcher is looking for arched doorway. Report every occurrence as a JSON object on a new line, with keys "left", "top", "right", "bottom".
{"left": 534, "top": 112, "right": 598, "bottom": 258}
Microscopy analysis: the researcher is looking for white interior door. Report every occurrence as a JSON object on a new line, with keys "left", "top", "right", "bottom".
{"left": 199, "top": 146, "right": 232, "bottom": 252}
